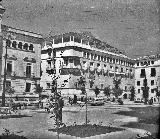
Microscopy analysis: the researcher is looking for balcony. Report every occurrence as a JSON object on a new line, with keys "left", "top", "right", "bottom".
{"left": 60, "top": 68, "right": 81, "bottom": 76}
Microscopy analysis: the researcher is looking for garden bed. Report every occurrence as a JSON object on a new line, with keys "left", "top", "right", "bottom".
{"left": 49, "top": 124, "right": 124, "bottom": 138}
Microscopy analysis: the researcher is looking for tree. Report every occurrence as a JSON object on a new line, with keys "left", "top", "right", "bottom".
{"left": 112, "top": 88, "right": 123, "bottom": 98}
{"left": 77, "top": 76, "right": 86, "bottom": 95}
{"left": 112, "top": 78, "right": 123, "bottom": 98}
{"left": 94, "top": 87, "right": 100, "bottom": 97}
{"left": 6, "top": 86, "right": 15, "bottom": 96}
{"left": 130, "top": 86, "right": 135, "bottom": 101}
{"left": 113, "top": 78, "right": 121, "bottom": 89}
{"left": 141, "top": 76, "right": 149, "bottom": 104}
{"left": 103, "top": 86, "right": 110, "bottom": 97}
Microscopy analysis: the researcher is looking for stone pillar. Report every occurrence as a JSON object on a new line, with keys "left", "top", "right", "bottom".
{"left": 62, "top": 37, "right": 63, "bottom": 43}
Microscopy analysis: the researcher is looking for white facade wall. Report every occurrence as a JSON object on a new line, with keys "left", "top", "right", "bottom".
{"left": 135, "top": 58, "right": 160, "bottom": 102}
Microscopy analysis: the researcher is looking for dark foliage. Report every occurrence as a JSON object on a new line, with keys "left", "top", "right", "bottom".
{"left": 94, "top": 87, "right": 100, "bottom": 97}
{"left": 49, "top": 124, "right": 124, "bottom": 138}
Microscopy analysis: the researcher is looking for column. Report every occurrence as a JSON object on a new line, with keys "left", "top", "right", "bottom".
{"left": 62, "top": 37, "right": 63, "bottom": 43}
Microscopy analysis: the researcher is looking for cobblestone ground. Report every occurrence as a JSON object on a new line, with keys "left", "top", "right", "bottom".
{"left": 0, "top": 103, "right": 158, "bottom": 139}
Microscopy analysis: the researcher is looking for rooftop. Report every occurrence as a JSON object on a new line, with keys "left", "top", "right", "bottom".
{"left": 49, "top": 32, "right": 126, "bottom": 56}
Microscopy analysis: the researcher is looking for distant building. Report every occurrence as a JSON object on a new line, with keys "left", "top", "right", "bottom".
{"left": 41, "top": 32, "right": 135, "bottom": 97}
{"left": 134, "top": 54, "right": 160, "bottom": 103}
{"left": 0, "top": 4, "right": 43, "bottom": 96}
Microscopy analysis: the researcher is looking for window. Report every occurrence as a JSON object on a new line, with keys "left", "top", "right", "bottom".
{"left": 6, "top": 80, "right": 11, "bottom": 89}
{"left": 110, "top": 58, "right": 112, "bottom": 63}
{"left": 107, "top": 57, "right": 109, "bottom": 63}
{"left": 115, "top": 67, "right": 118, "bottom": 72}
{"left": 29, "top": 44, "right": 34, "bottom": 51}
{"left": 104, "top": 64, "right": 106, "bottom": 68}
{"left": 140, "top": 69, "right": 146, "bottom": 78}
{"left": 151, "top": 61, "right": 154, "bottom": 65}
{"left": 91, "top": 54, "right": 94, "bottom": 59}
{"left": 101, "top": 56, "right": 103, "bottom": 61}
{"left": 125, "top": 86, "right": 127, "bottom": 90}
{"left": 26, "top": 63, "right": 32, "bottom": 77}
{"left": 121, "top": 68, "right": 123, "bottom": 72}
{"left": 18, "top": 42, "right": 22, "bottom": 49}
{"left": 7, "top": 61, "right": 12, "bottom": 74}
{"left": 46, "top": 83, "right": 50, "bottom": 89}
{"left": 94, "top": 54, "right": 97, "bottom": 60}
{"left": 104, "top": 57, "right": 106, "bottom": 62}
{"left": 12, "top": 41, "right": 17, "bottom": 48}
{"left": 113, "top": 59, "right": 115, "bottom": 63}
{"left": 6, "top": 39, "right": 11, "bottom": 47}
{"left": 83, "top": 61, "right": 86, "bottom": 65}
{"left": 116, "top": 59, "right": 118, "bottom": 64}
{"left": 83, "top": 52, "right": 86, "bottom": 58}
{"left": 87, "top": 53, "right": 90, "bottom": 59}
{"left": 151, "top": 89, "right": 154, "bottom": 93}
{"left": 110, "top": 65, "right": 113, "bottom": 70}
{"left": 151, "top": 80, "right": 154, "bottom": 86}
{"left": 138, "top": 89, "right": 140, "bottom": 93}
{"left": 23, "top": 43, "right": 29, "bottom": 50}
{"left": 69, "top": 58, "right": 73, "bottom": 63}
{"left": 97, "top": 63, "right": 100, "bottom": 67}
{"left": 25, "top": 82, "right": 31, "bottom": 92}
{"left": 151, "top": 68, "right": 156, "bottom": 77}
{"left": 137, "top": 81, "right": 140, "bottom": 86}
{"left": 90, "top": 62, "right": 94, "bottom": 66}
{"left": 98, "top": 55, "right": 100, "bottom": 61}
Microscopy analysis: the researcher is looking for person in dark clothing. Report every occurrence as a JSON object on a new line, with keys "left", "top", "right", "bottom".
{"left": 56, "top": 96, "right": 64, "bottom": 125}
{"left": 149, "top": 97, "right": 153, "bottom": 105}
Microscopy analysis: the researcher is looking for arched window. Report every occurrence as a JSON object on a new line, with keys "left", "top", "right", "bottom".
{"left": 23, "top": 43, "right": 28, "bottom": 50}
{"left": 18, "top": 42, "right": 22, "bottom": 49}
{"left": 6, "top": 39, "right": 11, "bottom": 47}
{"left": 12, "top": 41, "right": 17, "bottom": 48}
{"left": 29, "top": 44, "right": 34, "bottom": 51}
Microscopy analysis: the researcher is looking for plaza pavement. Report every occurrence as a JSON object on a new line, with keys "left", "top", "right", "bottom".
{"left": 0, "top": 102, "right": 159, "bottom": 139}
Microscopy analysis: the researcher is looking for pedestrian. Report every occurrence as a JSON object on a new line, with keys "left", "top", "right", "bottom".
{"left": 57, "top": 96, "right": 64, "bottom": 124}
{"left": 149, "top": 97, "right": 153, "bottom": 105}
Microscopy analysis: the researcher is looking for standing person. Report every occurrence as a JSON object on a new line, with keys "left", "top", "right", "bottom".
{"left": 57, "top": 96, "right": 64, "bottom": 125}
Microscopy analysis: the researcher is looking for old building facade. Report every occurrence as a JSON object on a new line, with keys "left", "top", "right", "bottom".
{"left": 0, "top": 25, "right": 43, "bottom": 96}
{"left": 0, "top": 3, "right": 43, "bottom": 96}
{"left": 134, "top": 55, "right": 160, "bottom": 103}
{"left": 41, "top": 32, "right": 135, "bottom": 97}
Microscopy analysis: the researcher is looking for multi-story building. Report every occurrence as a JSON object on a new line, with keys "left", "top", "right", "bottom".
{"left": 40, "top": 42, "right": 54, "bottom": 95}
{"left": 41, "top": 32, "right": 135, "bottom": 97}
{"left": 0, "top": 4, "right": 43, "bottom": 96}
{"left": 134, "top": 54, "right": 160, "bottom": 103}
